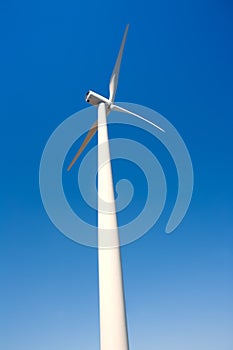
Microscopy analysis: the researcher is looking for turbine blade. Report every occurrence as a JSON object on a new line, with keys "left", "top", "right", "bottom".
{"left": 111, "top": 104, "right": 165, "bottom": 132}
{"left": 67, "top": 120, "right": 98, "bottom": 171}
{"left": 109, "top": 24, "right": 129, "bottom": 103}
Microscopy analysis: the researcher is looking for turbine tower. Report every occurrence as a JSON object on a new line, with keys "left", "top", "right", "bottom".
{"left": 68, "top": 25, "right": 164, "bottom": 350}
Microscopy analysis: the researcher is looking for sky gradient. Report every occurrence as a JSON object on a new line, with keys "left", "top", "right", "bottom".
{"left": 1, "top": 0, "right": 233, "bottom": 349}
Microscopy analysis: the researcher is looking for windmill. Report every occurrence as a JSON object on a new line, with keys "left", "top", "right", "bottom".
{"left": 67, "top": 25, "right": 164, "bottom": 350}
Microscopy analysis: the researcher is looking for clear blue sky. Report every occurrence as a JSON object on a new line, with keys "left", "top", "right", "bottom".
{"left": 1, "top": 0, "right": 233, "bottom": 349}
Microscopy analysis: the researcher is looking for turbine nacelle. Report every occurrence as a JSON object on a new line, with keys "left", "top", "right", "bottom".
{"left": 85, "top": 90, "right": 110, "bottom": 108}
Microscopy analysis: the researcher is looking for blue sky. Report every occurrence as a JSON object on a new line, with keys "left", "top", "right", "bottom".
{"left": 1, "top": 0, "right": 233, "bottom": 349}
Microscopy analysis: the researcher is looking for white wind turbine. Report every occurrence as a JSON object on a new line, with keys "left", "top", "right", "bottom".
{"left": 68, "top": 24, "right": 164, "bottom": 350}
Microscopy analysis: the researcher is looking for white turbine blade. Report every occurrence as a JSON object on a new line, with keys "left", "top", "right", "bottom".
{"left": 109, "top": 24, "right": 129, "bottom": 103}
{"left": 111, "top": 104, "right": 165, "bottom": 132}
{"left": 67, "top": 120, "right": 98, "bottom": 171}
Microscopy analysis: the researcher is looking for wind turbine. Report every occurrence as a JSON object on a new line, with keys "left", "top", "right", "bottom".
{"left": 68, "top": 24, "right": 164, "bottom": 350}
